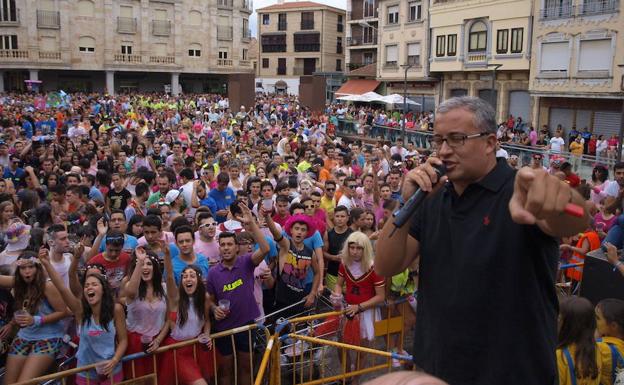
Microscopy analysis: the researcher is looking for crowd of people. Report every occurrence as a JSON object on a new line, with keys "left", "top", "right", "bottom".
{"left": 0, "top": 91, "right": 619, "bottom": 385}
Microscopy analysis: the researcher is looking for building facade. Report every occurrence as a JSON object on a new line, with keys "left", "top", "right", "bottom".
{"left": 428, "top": 0, "right": 533, "bottom": 123}
{"left": 256, "top": 0, "right": 345, "bottom": 95}
{"left": 346, "top": 0, "right": 378, "bottom": 73}
{"left": 377, "top": 0, "right": 436, "bottom": 112}
{"left": 529, "top": 0, "right": 624, "bottom": 136}
{"left": 0, "top": 0, "right": 254, "bottom": 94}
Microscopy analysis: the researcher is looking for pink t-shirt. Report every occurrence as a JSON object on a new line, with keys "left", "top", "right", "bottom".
{"left": 193, "top": 233, "right": 221, "bottom": 264}
{"left": 253, "top": 260, "right": 270, "bottom": 319}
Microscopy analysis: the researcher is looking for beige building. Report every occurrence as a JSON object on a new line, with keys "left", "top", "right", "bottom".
{"left": 429, "top": 0, "right": 532, "bottom": 122}
{"left": 377, "top": 0, "right": 436, "bottom": 111}
{"left": 345, "top": 0, "right": 378, "bottom": 72}
{"left": 256, "top": 1, "right": 345, "bottom": 95}
{"left": 0, "top": 0, "right": 253, "bottom": 94}
{"left": 529, "top": 0, "right": 624, "bottom": 135}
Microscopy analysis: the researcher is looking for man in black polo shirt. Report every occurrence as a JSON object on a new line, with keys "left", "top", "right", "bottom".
{"left": 376, "top": 96, "right": 589, "bottom": 385}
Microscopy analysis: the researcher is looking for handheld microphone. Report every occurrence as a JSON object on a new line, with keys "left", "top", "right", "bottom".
{"left": 392, "top": 164, "right": 446, "bottom": 231}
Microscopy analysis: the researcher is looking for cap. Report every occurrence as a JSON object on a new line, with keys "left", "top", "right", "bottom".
{"left": 165, "top": 189, "right": 182, "bottom": 204}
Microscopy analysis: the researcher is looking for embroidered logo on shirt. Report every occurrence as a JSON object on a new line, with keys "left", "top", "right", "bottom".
{"left": 223, "top": 278, "right": 243, "bottom": 292}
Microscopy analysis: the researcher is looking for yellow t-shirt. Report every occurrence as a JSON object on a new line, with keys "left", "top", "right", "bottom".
{"left": 598, "top": 337, "right": 624, "bottom": 385}
{"left": 320, "top": 195, "right": 335, "bottom": 217}
{"left": 557, "top": 343, "right": 610, "bottom": 385}
{"left": 570, "top": 141, "right": 584, "bottom": 156}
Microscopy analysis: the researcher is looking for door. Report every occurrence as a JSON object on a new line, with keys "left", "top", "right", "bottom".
{"left": 303, "top": 58, "right": 316, "bottom": 75}
{"left": 593, "top": 111, "right": 622, "bottom": 138}
{"left": 508, "top": 90, "right": 529, "bottom": 121}
{"left": 549, "top": 108, "right": 574, "bottom": 132}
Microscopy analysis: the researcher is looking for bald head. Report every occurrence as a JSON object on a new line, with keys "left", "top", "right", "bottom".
{"left": 364, "top": 371, "right": 448, "bottom": 385}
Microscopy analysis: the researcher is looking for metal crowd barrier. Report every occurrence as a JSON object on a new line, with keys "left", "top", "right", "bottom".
{"left": 12, "top": 323, "right": 271, "bottom": 385}
{"left": 336, "top": 119, "right": 616, "bottom": 180}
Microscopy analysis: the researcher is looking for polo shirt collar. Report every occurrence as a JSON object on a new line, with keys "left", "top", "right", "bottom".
{"left": 474, "top": 158, "right": 513, "bottom": 193}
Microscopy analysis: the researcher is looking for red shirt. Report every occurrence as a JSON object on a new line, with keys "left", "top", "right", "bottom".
{"left": 272, "top": 213, "right": 290, "bottom": 227}
{"left": 88, "top": 252, "right": 131, "bottom": 291}
{"left": 339, "top": 263, "right": 385, "bottom": 305}
{"left": 565, "top": 173, "right": 581, "bottom": 188}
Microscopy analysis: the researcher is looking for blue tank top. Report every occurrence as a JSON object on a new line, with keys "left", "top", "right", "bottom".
{"left": 76, "top": 317, "right": 121, "bottom": 379}
{"left": 18, "top": 299, "right": 65, "bottom": 340}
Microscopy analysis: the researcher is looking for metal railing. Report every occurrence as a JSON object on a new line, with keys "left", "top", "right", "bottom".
{"left": 218, "top": 0, "right": 234, "bottom": 8}
{"left": 0, "top": 8, "right": 19, "bottom": 25}
{"left": 335, "top": 119, "right": 615, "bottom": 180}
{"left": 217, "top": 25, "right": 233, "bottom": 40}
{"left": 579, "top": 0, "right": 619, "bottom": 15}
{"left": 0, "top": 49, "right": 29, "bottom": 59}
{"left": 152, "top": 20, "right": 171, "bottom": 36}
{"left": 347, "top": 36, "right": 378, "bottom": 46}
{"left": 117, "top": 17, "right": 137, "bottom": 34}
{"left": 39, "top": 51, "right": 61, "bottom": 60}
{"left": 36, "top": 10, "right": 60, "bottom": 28}
{"left": 540, "top": 3, "right": 574, "bottom": 19}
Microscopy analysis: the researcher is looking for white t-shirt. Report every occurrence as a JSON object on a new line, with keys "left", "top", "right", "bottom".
{"left": 338, "top": 195, "right": 357, "bottom": 211}
{"left": 604, "top": 180, "right": 621, "bottom": 198}
{"left": 549, "top": 137, "right": 565, "bottom": 153}
{"left": 51, "top": 253, "right": 72, "bottom": 288}
{"left": 496, "top": 148, "right": 509, "bottom": 159}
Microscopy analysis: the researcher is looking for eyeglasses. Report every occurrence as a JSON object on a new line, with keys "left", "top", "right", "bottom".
{"left": 347, "top": 185, "right": 358, "bottom": 189}
{"left": 304, "top": 204, "right": 315, "bottom": 209}
{"left": 199, "top": 222, "right": 217, "bottom": 228}
{"left": 428, "top": 132, "right": 491, "bottom": 149}
{"left": 325, "top": 187, "right": 335, "bottom": 191}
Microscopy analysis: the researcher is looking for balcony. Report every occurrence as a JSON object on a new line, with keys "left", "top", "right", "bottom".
{"left": 152, "top": 20, "right": 171, "bottom": 36}
{"left": 466, "top": 52, "right": 487, "bottom": 64}
{"left": 148, "top": 55, "right": 175, "bottom": 64}
{"left": 117, "top": 17, "right": 137, "bottom": 34}
{"left": 540, "top": 3, "right": 574, "bottom": 19}
{"left": 579, "top": 0, "right": 619, "bottom": 15}
{"left": 241, "top": 0, "right": 253, "bottom": 12}
{"left": 0, "top": 50, "right": 29, "bottom": 60}
{"left": 262, "top": 44, "right": 286, "bottom": 52}
{"left": 294, "top": 44, "right": 320, "bottom": 52}
{"left": 0, "top": 9, "right": 19, "bottom": 26}
{"left": 242, "top": 28, "right": 252, "bottom": 40}
{"left": 301, "top": 20, "right": 315, "bottom": 30}
{"left": 217, "top": 26, "right": 233, "bottom": 40}
{"left": 239, "top": 59, "right": 251, "bottom": 66}
{"left": 37, "top": 10, "right": 60, "bottom": 29}
{"left": 347, "top": 8, "right": 378, "bottom": 20}
{"left": 217, "top": 59, "right": 233, "bottom": 66}
{"left": 346, "top": 36, "right": 378, "bottom": 46}
{"left": 38, "top": 51, "right": 61, "bottom": 60}
{"left": 114, "top": 54, "right": 142, "bottom": 63}
{"left": 278, "top": 21, "right": 287, "bottom": 31}
{"left": 218, "top": 0, "right": 233, "bottom": 9}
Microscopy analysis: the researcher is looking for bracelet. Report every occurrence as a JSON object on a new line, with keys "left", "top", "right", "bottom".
{"left": 614, "top": 261, "right": 623, "bottom": 272}
{"left": 33, "top": 316, "right": 42, "bottom": 327}
{"left": 357, "top": 304, "right": 363, "bottom": 313}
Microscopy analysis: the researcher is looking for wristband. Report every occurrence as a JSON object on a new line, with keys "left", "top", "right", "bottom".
{"left": 357, "top": 304, "right": 363, "bottom": 313}
{"left": 614, "top": 261, "right": 623, "bottom": 272}
{"left": 274, "top": 235, "right": 284, "bottom": 243}
{"left": 33, "top": 316, "right": 42, "bottom": 327}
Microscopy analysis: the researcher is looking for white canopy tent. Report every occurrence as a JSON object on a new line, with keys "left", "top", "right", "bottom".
{"left": 336, "top": 92, "right": 385, "bottom": 103}
{"left": 381, "top": 94, "right": 421, "bottom": 106}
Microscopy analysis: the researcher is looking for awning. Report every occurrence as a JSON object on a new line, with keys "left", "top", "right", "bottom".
{"left": 335, "top": 79, "right": 380, "bottom": 96}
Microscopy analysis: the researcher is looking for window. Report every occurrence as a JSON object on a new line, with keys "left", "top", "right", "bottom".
{"left": 278, "top": 13, "right": 287, "bottom": 30}
{"left": 0, "top": 34, "right": 17, "bottom": 49}
{"left": 77, "top": 0, "right": 95, "bottom": 17}
{"left": 387, "top": 5, "right": 399, "bottom": 24}
{"left": 218, "top": 49, "right": 228, "bottom": 59}
{"left": 262, "top": 14, "right": 269, "bottom": 25}
{"left": 496, "top": 29, "right": 508, "bottom": 54}
{"left": 78, "top": 36, "right": 95, "bottom": 52}
{"left": 120, "top": 5, "right": 133, "bottom": 17}
{"left": 408, "top": 1, "right": 421, "bottom": 21}
{"left": 294, "top": 32, "right": 320, "bottom": 52}
{"left": 407, "top": 42, "right": 420, "bottom": 66}
{"left": 277, "top": 58, "right": 286, "bottom": 75}
{"left": 468, "top": 21, "right": 487, "bottom": 52}
{"left": 301, "top": 12, "right": 314, "bottom": 29}
{"left": 262, "top": 58, "right": 269, "bottom": 68}
{"left": 242, "top": 48, "right": 248, "bottom": 60}
{"left": 336, "top": 59, "right": 342, "bottom": 71}
{"left": 436, "top": 35, "right": 445, "bottom": 57}
{"left": 188, "top": 43, "right": 201, "bottom": 57}
{"left": 0, "top": 0, "right": 18, "bottom": 22}
{"left": 121, "top": 44, "right": 132, "bottom": 54}
{"left": 363, "top": 52, "right": 374, "bottom": 64}
{"left": 243, "top": 19, "right": 250, "bottom": 38}
{"left": 539, "top": 41, "right": 569, "bottom": 72}
{"left": 385, "top": 44, "right": 398, "bottom": 66}
{"left": 261, "top": 34, "right": 286, "bottom": 52}
{"left": 511, "top": 28, "right": 523, "bottom": 53}
{"left": 189, "top": 10, "right": 201, "bottom": 25}
{"left": 447, "top": 34, "right": 457, "bottom": 56}
{"left": 337, "top": 15, "right": 343, "bottom": 32}
{"left": 578, "top": 38, "right": 611, "bottom": 71}
{"left": 337, "top": 37, "right": 342, "bottom": 54}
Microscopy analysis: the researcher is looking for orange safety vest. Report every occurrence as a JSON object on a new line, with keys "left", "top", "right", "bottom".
{"left": 566, "top": 231, "right": 601, "bottom": 282}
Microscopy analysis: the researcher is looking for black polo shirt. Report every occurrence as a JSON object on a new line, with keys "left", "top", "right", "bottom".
{"left": 409, "top": 158, "right": 558, "bottom": 385}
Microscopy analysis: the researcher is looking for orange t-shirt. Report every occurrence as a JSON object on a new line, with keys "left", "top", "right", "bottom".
{"left": 319, "top": 168, "right": 331, "bottom": 182}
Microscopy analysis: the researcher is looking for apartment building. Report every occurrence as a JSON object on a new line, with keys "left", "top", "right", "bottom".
{"left": 428, "top": 0, "right": 533, "bottom": 122}
{"left": 0, "top": 0, "right": 253, "bottom": 94}
{"left": 346, "top": 0, "right": 378, "bottom": 73}
{"left": 529, "top": 0, "right": 624, "bottom": 135}
{"left": 377, "top": 0, "right": 436, "bottom": 111}
{"left": 256, "top": 1, "right": 346, "bottom": 95}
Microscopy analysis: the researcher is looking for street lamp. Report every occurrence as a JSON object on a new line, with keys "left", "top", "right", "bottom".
{"left": 401, "top": 64, "right": 414, "bottom": 143}
{"left": 487, "top": 63, "right": 502, "bottom": 117}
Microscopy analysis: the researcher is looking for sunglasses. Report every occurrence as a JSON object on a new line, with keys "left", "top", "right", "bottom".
{"left": 199, "top": 222, "right": 217, "bottom": 228}
{"left": 304, "top": 205, "right": 315, "bottom": 209}
{"left": 347, "top": 185, "right": 358, "bottom": 189}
